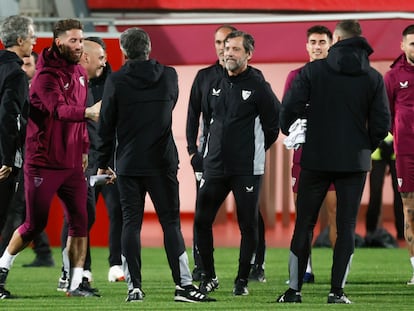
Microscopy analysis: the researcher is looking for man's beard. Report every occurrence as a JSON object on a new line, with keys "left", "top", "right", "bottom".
{"left": 225, "top": 58, "right": 241, "bottom": 72}
{"left": 58, "top": 44, "right": 82, "bottom": 64}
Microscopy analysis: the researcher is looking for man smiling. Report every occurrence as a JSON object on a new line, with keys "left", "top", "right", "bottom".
{"left": 194, "top": 30, "right": 280, "bottom": 297}
{"left": 0, "top": 19, "right": 100, "bottom": 298}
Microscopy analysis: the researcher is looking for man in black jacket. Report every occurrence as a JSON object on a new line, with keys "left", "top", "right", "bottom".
{"left": 0, "top": 15, "right": 34, "bottom": 235}
{"left": 0, "top": 15, "right": 35, "bottom": 299}
{"left": 277, "top": 20, "right": 390, "bottom": 304}
{"left": 96, "top": 27, "right": 214, "bottom": 303}
{"left": 194, "top": 30, "right": 280, "bottom": 296}
{"left": 186, "top": 25, "right": 269, "bottom": 284}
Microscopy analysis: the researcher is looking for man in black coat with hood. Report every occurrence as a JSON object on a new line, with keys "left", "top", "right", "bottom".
{"left": 277, "top": 20, "right": 390, "bottom": 304}
{"left": 95, "top": 27, "right": 214, "bottom": 303}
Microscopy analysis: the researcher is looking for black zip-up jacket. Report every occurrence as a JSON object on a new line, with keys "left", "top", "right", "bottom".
{"left": 186, "top": 61, "right": 223, "bottom": 156}
{"left": 97, "top": 59, "right": 179, "bottom": 176}
{"left": 0, "top": 50, "right": 28, "bottom": 167}
{"left": 281, "top": 36, "right": 390, "bottom": 172}
{"left": 204, "top": 66, "right": 280, "bottom": 176}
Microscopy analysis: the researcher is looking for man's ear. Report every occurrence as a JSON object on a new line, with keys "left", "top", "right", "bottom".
{"left": 17, "top": 37, "right": 24, "bottom": 46}
{"left": 54, "top": 37, "right": 61, "bottom": 48}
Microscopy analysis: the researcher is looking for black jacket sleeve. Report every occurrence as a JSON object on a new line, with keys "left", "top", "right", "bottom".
{"left": 186, "top": 71, "right": 203, "bottom": 156}
{"left": 0, "top": 71, "right": 27, "bottom": 166}
{"left": 280, "top": 66, "right": 310, "bottom": 136}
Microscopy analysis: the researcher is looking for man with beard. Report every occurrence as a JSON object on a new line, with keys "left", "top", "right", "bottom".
{"left": 57, "top": 37, "right": 107, "bottom": 293}
{"left": 0, "top": 19, "right": 101, "bottom": 298}
{"left": 384, "top": 24, "right": 414, "bottom": 285}
{"left": 194, "top": 30, "right": 280, "bottom": 297}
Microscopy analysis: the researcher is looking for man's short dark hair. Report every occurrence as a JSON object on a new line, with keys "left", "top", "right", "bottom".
{"left": 225, "top": 30, "right": 255, "bottom": 53}
{"left": 53, "top": 19, "right": 83, "bottom": 39}
{"left": 120, "top": 27, "right": 151, "bottom": 61}
{"left": 307, "top": 25, "right": 333, "bottom": 41}
{"left": 402, "top": 25, "right": 414, "bottom": 37}
{"left": 335, "top": 20, "right": 362, "bottom": 39}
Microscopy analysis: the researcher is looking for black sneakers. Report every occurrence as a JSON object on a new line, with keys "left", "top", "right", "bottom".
{"left": 276, "top": 288, "right": 302, "bottom": 303}
{"left": 248, "top": 266, "right": 266, "bottom": 283}
{"left": 174, "top": 284, "right": 216, "bottom": 302}
{"left": 66, "top": 279, "right": 101, "bottom": 298}
{"left": 0, "top": 286, "right": 10, "bottom": 299}
{"left": 80, "top": 277, "right": 99, "bottom": 294}
{"left": 199, "top": 276, "right": 219, "bottom": 294}
{"left": 192, "top": 266, "right": 204, "bottom": 282}
{"left": 0, "top": 268, "right": 10, "bottom": 299}
{"left": 125, "top": 288, "right": 144, "bottom": 302}
{"left": 327, "top": 292, "right": 352, "bottom": 304}
{"left": 66, "top": 284, "right": 101, "bottom": 297}
{"left": 303, "top": 272, "right": 315, "bottom": 283}
{"left": 0, "top": 267, "right": 8, "bottom": 286}
{"left": 233, "top": 278, "right": 248, "bottom": 296}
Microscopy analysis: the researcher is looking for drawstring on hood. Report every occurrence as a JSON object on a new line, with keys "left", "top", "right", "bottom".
{"left": 327, "top": 37, "right": 373, "bottom": 76}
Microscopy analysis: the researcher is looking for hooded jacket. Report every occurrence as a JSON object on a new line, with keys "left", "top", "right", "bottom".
{"left": 384, "top": 53, "right": 414, "bottom": 156}
{"left": 25, "top": 47, "right": 89, "bottom": 169}
{"left": 96, "top": 59, "right": 179, "bottom": 176}
{"left": 203, "top": 66, "right": 280, "bottom": 176}
{"left": 0, "top": 50, "right": 28, "bottom": 167}
{"left": 281, "top": 37, "right": 390, "bottom": 172}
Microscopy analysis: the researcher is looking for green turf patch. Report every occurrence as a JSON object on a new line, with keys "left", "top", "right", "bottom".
{"left": 0, "top": 247, "right": 412, "bottom": 310}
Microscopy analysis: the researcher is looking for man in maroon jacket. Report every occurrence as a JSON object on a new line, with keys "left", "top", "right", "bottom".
{"left": 0, "top": 19, "right": 100, "bottom": 299}
{"left": 384, "top": 24, "right": 414, "bottom": 285}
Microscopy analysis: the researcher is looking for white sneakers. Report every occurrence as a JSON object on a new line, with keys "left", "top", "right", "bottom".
{"left": 108, "top": 265, "right": 125, "bottom": 282}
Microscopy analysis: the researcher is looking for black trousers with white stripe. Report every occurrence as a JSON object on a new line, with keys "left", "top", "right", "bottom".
{"left": 194, "top": 174, "right": 262, "bottom": 281}
{"left": 288, "top": 169, "right": 366, "bottom": 292}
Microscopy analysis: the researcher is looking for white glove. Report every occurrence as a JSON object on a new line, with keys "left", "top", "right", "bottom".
{"left": 283, "top": 118, "right": 307, "bottom": 150}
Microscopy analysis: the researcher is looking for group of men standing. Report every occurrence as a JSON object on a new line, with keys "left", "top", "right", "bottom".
{"left": 0, "top": 14, "right": 413, "bottom": 306}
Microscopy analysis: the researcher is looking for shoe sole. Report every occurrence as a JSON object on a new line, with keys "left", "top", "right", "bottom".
{"left": 126, "top": 299, "right": 143, "bottom": 302}
{"left": 174, "top": 296, "right": 200, "bottom": 303}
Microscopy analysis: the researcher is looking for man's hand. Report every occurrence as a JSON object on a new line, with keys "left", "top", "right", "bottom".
{"left": 0, "top": 165, "right": 12, "bottom": 181}
{"left": 190, "top": 152, "right": 203, "bottom": 172}
{"left": 82, "top": 154, "right": 88, "bottom": 172}
{"left": 85, "top": 100, "right": 101, "bottom": 122}
{"left": 97, "top": 167, "right": 117, "bottom": 184}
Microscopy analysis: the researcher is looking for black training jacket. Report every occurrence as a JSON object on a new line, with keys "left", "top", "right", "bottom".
{"left": 281, "top": 36, "right": 390, "bottom": 172}
{"left": 97, "top": 59, "right": 179, "bottom": 176}
{"left": 0, "top": 50, "right": 28, "bottom": 167}
{"left": 203, "top": 66, "right": 280, "bottom": 176}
